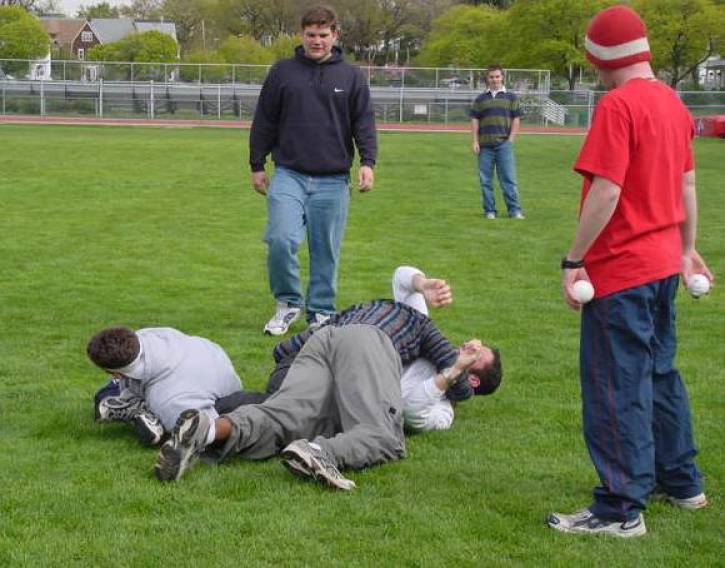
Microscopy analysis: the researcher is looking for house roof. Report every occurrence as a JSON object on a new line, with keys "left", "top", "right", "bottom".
{"left": 135, "top": 21, "right": 178, "bottom": 43}
{"left": 40, "top": 18, "right": 86, "bottom": 46}
{"left": 88, "top": 18, "right": 136, "bottom": 44}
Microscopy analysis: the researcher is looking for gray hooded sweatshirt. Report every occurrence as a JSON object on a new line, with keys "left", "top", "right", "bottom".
{"left": 117, "top": 327, "right": 242, "bottom": 430}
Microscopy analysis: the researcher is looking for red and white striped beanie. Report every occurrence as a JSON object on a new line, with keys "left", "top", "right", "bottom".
{"left": 585, "top": 5, "right": 651, "bottom": 70}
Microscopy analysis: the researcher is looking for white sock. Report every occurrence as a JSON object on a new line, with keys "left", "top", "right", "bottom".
{"left": 205, "top": 420, "right": 216, "bottom": 446}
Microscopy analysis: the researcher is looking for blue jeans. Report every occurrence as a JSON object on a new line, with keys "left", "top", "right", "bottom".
{"left": 477, "top": 140, "right": 522, "bottom": 216}
{"left": 264, "top": 166, "right": 350, "bottom": 320}
{"left": 580, "top": 275, "right": 702, "bottom": 521}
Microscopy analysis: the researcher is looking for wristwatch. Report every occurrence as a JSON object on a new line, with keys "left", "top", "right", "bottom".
{"left": 561, "top": 257, "right": 585, "bottom": 269}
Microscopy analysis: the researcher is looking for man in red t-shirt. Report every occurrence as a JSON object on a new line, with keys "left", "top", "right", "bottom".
{"left": 547, "top": 6, "right": 714, "bottom": 538}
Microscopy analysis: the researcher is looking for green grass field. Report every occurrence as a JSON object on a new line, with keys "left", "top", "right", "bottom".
{"left": 0, "top": 124, "right": 722, "bottom": 566}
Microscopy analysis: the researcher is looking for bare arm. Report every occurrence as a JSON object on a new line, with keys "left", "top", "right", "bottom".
{"left": 561, "top": 176, "right": 621, "bottom": 310}
{"left": 680, "top": 170, "right": 714, "bottom": 285}
{"left": 509, "top": 116, "right": 520, "bottom": 142}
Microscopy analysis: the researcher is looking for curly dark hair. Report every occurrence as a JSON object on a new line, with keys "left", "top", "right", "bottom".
{"left": 470, "top": 347, "right": 502, "bottom": 396}
{"left": 301, "top": 5, "right": 338, "bottom": 31}
{"left": 87, "top": 326, "right": 140, "bottom": 370}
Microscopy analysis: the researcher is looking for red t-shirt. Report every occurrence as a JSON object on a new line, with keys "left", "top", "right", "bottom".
{"left": 574, "top": 78, "right": 694, "bottom": 298}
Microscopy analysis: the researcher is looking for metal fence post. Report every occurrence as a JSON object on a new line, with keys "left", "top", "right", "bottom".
{"left": 399, "top": 68, "right": 405, "bottom": 123}
{"left": 217, "top": 84, "right": 221, "bottom": 119}
{"left": 150, "top": 80, "right": 155, "bottom": 119}
{"left": 587, "top": 89, "right": 594, "bottom": 128}
{"left": 444, "top": 98, "right": 448, "bottom": 124}
{"left": 40, "top": 78, "right": 45, "bottom": 116}
{"left": 2, "top": 80, "right": 5, "bottom": 115}
{"left": 99, "top": 79, "right": 103, "bottom": 118}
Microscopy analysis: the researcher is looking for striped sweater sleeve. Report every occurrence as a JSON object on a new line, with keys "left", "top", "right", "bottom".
{"left": 417, "top": 320, "right": 459, "bottom": 372}
{"left": 272, "top": 328, "right": 314, "bottom": 363}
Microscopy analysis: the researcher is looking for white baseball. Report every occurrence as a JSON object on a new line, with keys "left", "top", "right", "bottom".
{"left": 688, "top": 274, "right": 711, "bottom": 298}
{"left": 572, "top": 280, "right": 595, "bottom": 304}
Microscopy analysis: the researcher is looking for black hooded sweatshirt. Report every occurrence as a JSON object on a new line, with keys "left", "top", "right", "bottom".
{"left": 249, "top": 46, "right": 377, "bottom": 175}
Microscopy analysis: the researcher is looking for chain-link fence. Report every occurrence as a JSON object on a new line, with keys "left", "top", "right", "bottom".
{"left": 2, "top": 59, "right": 724, "bottom": 127}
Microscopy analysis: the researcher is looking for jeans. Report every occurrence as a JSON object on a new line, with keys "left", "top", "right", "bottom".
{"left": 580, "top": 275, "right": 702, "bottom": 521}
{"left": 477, "top": 140, "right": 522, "bottom": 216}
{"left": 264, "top": 166, "right": 350, "bottom": 320}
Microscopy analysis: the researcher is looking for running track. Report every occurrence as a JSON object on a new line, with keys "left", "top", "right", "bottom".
{"left": 0, "top": 114, "right": 588, "bottom": 135}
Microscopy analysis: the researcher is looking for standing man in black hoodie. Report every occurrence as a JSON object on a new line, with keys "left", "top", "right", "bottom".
{"left": 250, "top": 5, "right": 377, "bottom": 337}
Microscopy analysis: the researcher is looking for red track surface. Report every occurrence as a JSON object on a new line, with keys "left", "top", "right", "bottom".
{"left": 0, "top": 114, "right": 588, "bottom": 135}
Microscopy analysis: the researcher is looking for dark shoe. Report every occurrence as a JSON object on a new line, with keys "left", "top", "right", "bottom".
{"left": 134, "top": 411, "right": 165, "bottom": 446}
{"left": 281, "top": 439, "right": 355, "bottom": 491}
{"left": 154, "top": 409, "right": 210, "bottom": 482}
{"left": 547, "top": 508, "right": 646, "bottom": 538}
{"left": 95, "top": 395, "right": 146, "bottom": 423}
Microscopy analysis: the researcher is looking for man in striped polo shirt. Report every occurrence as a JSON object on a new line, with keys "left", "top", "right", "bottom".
{"left": 155, "top": 300, "right": 501, "bottom": 489}
{"left": 469, "top": 64, "right": 524, "bottom": 219}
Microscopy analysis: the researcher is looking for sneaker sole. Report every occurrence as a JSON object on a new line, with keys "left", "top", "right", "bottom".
{"left": 547, "top": 515, "right": 647, "bottom": 538}
{"left": 154, "top": 410, "right": 201, "bottom": 482}
{"left": 134, "top": 415, "right": 163, "bottom": 447}
{"left": 280, "top": 447, "right": 355, "bottom": 491}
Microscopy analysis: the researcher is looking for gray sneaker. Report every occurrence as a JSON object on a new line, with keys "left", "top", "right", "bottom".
{"left": 281, "top": 439, "right": 356, "bottom": 491}
{"left": 134, "top": 411, "right": 165, "bottom": 446}
{"left": 95, "top": 395, "right": 146, "bottom": 422}
{"left": 547, "top": 508, "right": 646, "bottom": 538}
{"left": 155, "top": 409, "right": 210, "bottom": 482}
{"left": 651, "top": 491, "right": 708, "bottom": 510}
{"left": 264, "top": 302, "right": 302, "bottom": 336}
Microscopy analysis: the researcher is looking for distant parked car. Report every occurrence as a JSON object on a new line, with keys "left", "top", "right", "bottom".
{"left": 0, "top": 68, "right": 15, "bottom": 81}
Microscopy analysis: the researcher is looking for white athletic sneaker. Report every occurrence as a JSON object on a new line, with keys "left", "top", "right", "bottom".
{"left": 264, "top": 302, "right": 301, "bottom": 336}
{"left": 511, "top": 212, "right": 526, "bottom": 219}
{"left": 133, "top": 411, "right": 165, "bottom": 446}
{"left": 651, "top": 491, "right": 708, "bottom": 510}
{"left": 281, "top": 439, "right": 356, "bottom": 491}
{"left": 155, "top": 409, "right": 210, "bottom": 482}
{"left": 308, "top": 313, "right": 331, "bottom": 331}
{"left": 547, "top": 508, "right": 647, "bottom": 538}
{"left": 484, "top": 212, "right": 496, "bottom": 220}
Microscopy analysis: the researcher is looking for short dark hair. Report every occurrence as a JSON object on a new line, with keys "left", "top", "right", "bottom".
{"left": 87, "top": 326, "right": 140, "bottom": 370}
{"left": 301, "top": 5, "right": 338, "bottom": 31}
{"left": 486, "top": 64, "right": 504, "bottom": 75}
{"left": 471, "top": 347, "right": 502, "bottom": 396}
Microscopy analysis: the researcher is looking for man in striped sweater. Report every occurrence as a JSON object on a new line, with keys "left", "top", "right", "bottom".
{"left": 155, "top": 300, "right": 501, "bottom": 490}
{"left": 469, "top": 64, "right": 524, "bottom": 220}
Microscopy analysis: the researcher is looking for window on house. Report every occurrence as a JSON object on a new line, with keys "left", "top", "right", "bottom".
{"left": 78, "top": 48, "right": 85, "bottom": 60}
{"left": 81, "top": 31, "right": 93, "bottom": 43}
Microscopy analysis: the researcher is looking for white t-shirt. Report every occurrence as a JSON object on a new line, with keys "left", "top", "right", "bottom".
{"left": 393, "top": 266, "right": 455, "bottom": 431}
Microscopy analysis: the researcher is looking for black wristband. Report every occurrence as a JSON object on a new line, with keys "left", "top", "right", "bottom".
{"left": 561, "top": 257, "right": 585, "bottom": 269}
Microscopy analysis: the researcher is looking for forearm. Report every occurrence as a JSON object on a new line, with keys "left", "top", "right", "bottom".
{"left": 509, "top": 117, "right": 520, "bottom": 140}
{"left": 567, "top": 176, "right": 621, "bottom": 260}
{"left": 680, "top": 170, "right": 697, "bottom": 255}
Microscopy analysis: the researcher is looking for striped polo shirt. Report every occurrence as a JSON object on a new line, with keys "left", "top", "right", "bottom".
{"left": 469, "top": 88, "right": 522, "bottom": 147}
{"left": 273, "top": 300, "right": 459, "bottom": 373}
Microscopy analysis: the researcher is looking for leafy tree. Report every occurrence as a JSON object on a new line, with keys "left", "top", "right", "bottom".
{"left": 0, "top": 5, "right": 49, "bottom": 74}
{"left": 119, "top": 0, "right": 163, "bottom": 20}
{"left": 180, "top": 48, "right": 226, "bottom": 81}
{"left": 268, "top": 33, "right": 298, "bottom": 61}
{"left": 217, "top": 34, "right": 272, "bottom": 64}
{"left": 500, "top": 0, "right": 611, "bottom": 89}
{"left": 417, "top": 4, "right": 502, "bottom": 67}
{"left": 76, "top": 2, "right": 120, "bottom": 18}
{"left": 88, "top": 30, "right": 177, "bottom": 62}
{"left": 160, "top": 0, "right": 204, "bottom": 51}
{"left": 634, "top": 0, "right": 725, "bottom": 87}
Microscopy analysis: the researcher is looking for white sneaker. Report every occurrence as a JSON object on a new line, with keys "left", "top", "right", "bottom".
{"left": 484, "top": 212, "right": 496, "bottom": 220}
{"left": 511, "top": 212, "right": 526, "bottom": 219}
{"left": 547, "top": 508, "right": 646, "bottom": 538}
{"left": 651, "top": 491, "right": 708, "bottom": 510}
{"left": 264, "top": 302, "right": 301, "bottom": 336}
{"left": 308, "top": 313, "right": 331, "bottom": 331}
